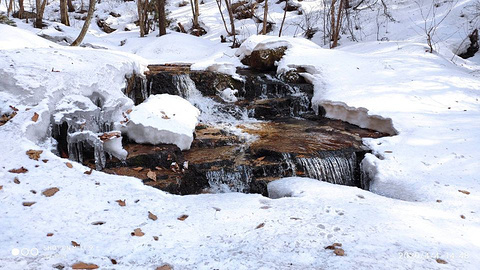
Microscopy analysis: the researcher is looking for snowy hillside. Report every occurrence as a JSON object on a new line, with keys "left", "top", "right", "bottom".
{"left": 1, "top": 0, "right": 480, "bottom": 269}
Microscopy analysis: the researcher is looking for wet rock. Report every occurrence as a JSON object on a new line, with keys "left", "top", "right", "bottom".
{"left": 241, "top": 46, "right": 287, "bottom": 71}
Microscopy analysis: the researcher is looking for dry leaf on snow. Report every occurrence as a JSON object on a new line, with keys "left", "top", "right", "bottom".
{"left": 148, "top": 211, "right": 158, "bottom": 221}
{"left": 116, "top": 200, "right": 126, "bottom": 207}
{"left": 42, "top": 187, "right": 59, "bottom": 197}
{"left": 177, "top": 215, "right": 189, "bottom": 221}
{"left": 334, "top": 248, "right": 345, "bottom": 256}
{"left": 26, "top": 150, "right": 43, "bottom": 160}
{"left": 9, "top": 167, "right": 28, "bottom": 174}
{"left": 14, "top": 177, "right": 20, "bottom": 184}
{"left": 31, "top": 112, "right": 39, "bottom": 122}
{"left": 72, "top": 262, "right": 99, "bottom": 269}
{"left": 66, "top": 162, "right": 73, "bottom": 168}
{"left": 147, "top": 170, "right": 157, "bottom": 181}
{"left": 255, "top": 223, "right": 265, "bottom": 229}
{"left": 22, "top": 202, "right": 36, "bottom": 207}
{"left": 458, "top": 190, "right": 470, "bottom": 195}
{"left": 71, "top": 241, "right": 80, "bottom": 247}
{"left": 131, "top": 228, "right": 145, "bottom": 237}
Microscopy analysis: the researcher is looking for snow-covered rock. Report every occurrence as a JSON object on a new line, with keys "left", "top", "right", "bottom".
{"left": 123, "top": 94, "right": 200, "bottom": 150}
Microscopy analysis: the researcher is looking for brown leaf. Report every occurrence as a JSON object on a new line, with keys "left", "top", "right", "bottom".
{"left": 72, "top": 262, "right": 99, "bottom": 269}
{"left": 133, "top": 167, "right": 143, "bottom": 171}
{"left": 153, "top": 236, "right": 159, "bottom": 241}
{"left": 84, "top": 168, "right": 93, "bottom": 175}
{"left": 147, "top": 170, "right": 157, "bottom": 181}
{"left": 458, "top": 190, "right": 470, "bottom": 195}
{"left": 14, "top": 177, "right": 20, "bottom": 184}
{"left": 9, "top": 105, "right": 18, "bottom": 112}
{"left": 71, "top": 241, "right": 80, "bottom": 247}
{"left": 131, "top": 228, "right": 144, "bottom": 237}
{"left": 436, "top": 258, "right": 448, "bottom": 264}
{"left": 177, "top": 214, "right": 189, "bottom": 221}
{"left": 148, "top": 211, "right": 158, "bottom": 221}
{"left": 66, "top": 162, "right": 73, "bottom": 168}
{"left": 334, "top": 248, "right": 345, "bottom": 256}
{"left": 255, "top": 222, "right": 265, "bottom": 229}
{"left": 0, "top": 185, "right": 3, "bottom": 190}
{"left": 156, "top": 264, "right": 173, "bottom": 270}
{"left": 155, "top": 166, "right": 164, "bottom": 171}
{"left": 26, "top": 150, "right": 43, "bottom": 161}
{"left": 42, "top": 159, "right": 48, "bottom": 163}
{"left": 116, "top": 200, "right": 126, "bottom": 207}
{"left": 255, "top": 156, "right": 266, "bottom": 162}
{"left": 22, "top": 202, "right": 36, "bottom": 207}
{"left": 9, "top": 167, "right": 28, "bottom": 174}
{"left": 31, "top": 112, "right": 39, "bottom": 122}
{"left": 126, "top": 109, "right": 132, "bottom": 114}
{"left": 110, "top": 258, "right": 117, "bottom": 265}
{"left": 42, "top": 187, "right": 59, "bottom": 197}
{"left": 46, "top": 233, "right": 54, "bottom": 237}
{"left": 91, "top": 221, "right": 105, "bottom": 225}
{"left": 436, "top": 200, "right": 442, "bottom": 203}
{"left": 325, "top": 243, "right": 342, "bottom": 250}
{"left": 461, "top": 215, "right": 466, "bottom": 219}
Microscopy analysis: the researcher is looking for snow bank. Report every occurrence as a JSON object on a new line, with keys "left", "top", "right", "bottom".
{"left": 123, "top": 94, "right": 200, "bottom": 150}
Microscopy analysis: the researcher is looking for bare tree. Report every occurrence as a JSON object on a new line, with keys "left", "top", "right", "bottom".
{"left": 35, "top": 0, "right": 47, "bottom": 28}
{"left": 157, "top": 0, "right": 166, "bottom": 36}
{"left": 330, "top": 0, "right": 346, "bottom": 48}
{"left": 279, "top": 0, "right": 288, "bottom": 37}
{"left": 225, "top": 0, "right": 237, "bottom": 46}
{"left": 415, "top": 0, "right": 456, "bottom": 53}
{"left": 60, "top": 0, "right": 70, "bottom": 26}
{"left": 215, "top": 0, "right": 232, "bottom": 35}
{"left": 137, "top": 0, "right": 149, "bottom": 37}
{"left": 71, "top": 0, "right": 96, "bottom": 46}
{"left": 190, "top": 0, "right": 200, "bottom": 28}
{"left": 262, "top": 0, "right": 268, "bottom": 35}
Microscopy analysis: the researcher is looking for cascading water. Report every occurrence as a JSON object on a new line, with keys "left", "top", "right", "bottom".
{"left": 295, "top": 151, "right": 357, "bottom": 186}
{"left": 206, "top": 165, "right": 253, "bottom": 193}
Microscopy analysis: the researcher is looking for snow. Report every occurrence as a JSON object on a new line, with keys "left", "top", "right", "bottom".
{"left": 219, "top": 87, "right": 238, "bottom": 103}
{"left": 123, "top": 94, "right": 199, "bottom": 150}
{"left": 1, "top": 0, "right": 480, "bottom": 269}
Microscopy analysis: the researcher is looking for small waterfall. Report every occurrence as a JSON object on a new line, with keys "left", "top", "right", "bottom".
{"left": 172, "top": 74, "right": 252, "bottom": 125}
{"left": 206, "top": 166, "right": 252, "bottom": 193}
{"left": 67, "top": 131, "right": 106, "bottom": 170}
{"left": 295, "top": 151, "right": 357, "bottom": 186}
{"left": 282, "top": 153, "right": 297, "bottom": 176}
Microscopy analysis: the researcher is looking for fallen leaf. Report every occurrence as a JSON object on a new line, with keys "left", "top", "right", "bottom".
{"left": 255, "top": 156, "right": 266, "bottom": 162}
{"left": 458, "top": 190, "right": 470, "bottom": 195}
{"left": 66, "top": 162, "right": 73, "bottom": 168}
{"left": 436, "top": 200, "right": 442, "bottom": 203}
{"left": 9, "top": 105, "right": 18, "bottom": 112}
{"left": 91, "top": 221, "right": 105, "bottom": 225}
{"left": 147, "top": 170, "right": 157, "bottom": 181}
{"left": 42, "top": 187, "right": 59, "bottom": 197}
{"left": 177, "top": 214, "right": 189, "bottom": 221}
{"left": 255, "top": 223, "right": 265, "bottom": 229}
{"left": 148, "top": 211, "right": 158, "bottom": 221}
{"left": 30, "top": 190, "right": 37, "bottom": 194}
{"left": 46, "top": 233, "right": 54, "bottom": 237}
{"left": 116, "top": 200, "right": 126, "bottom": 207}
{"left": 126, "top": 109, "right": 132, "bottom": 114}
{"left": 156, "top": 264, "right": 173, "bottom": 270}
{"left": 155, "top": 166, "right": 164, "bottom": 171}
{"left": 26, "top": 150, "right": 43, "bottom": 160}
{"left": 72, "top": 262, "right": 99, "bottom": 269}
{"left": 461, "top": 215, "right": 466, "bottom": 219}
{"left": 153, "top": 236, "right": 159, "bottom": 241}
{"left": 133, "top": 167, "right": 143, "bottom": 171}
{"left": 9, "top": 167, "right": 28, "bottom": 174}
{"left": 131, "top": 228, "right": 144, "bottom": 237}
{"left": 110, "top": 258, "right": 117, "bottom": 265}
{"left": 325, "top": 243, "right": 342, "bottom": 250}
{"left": 334, "top": 248, "right": 345, "bottom": 256}
{"left": 23, "top": 202, "right": 36, "bottom": 207}
{"left": 42, "top": 159, "right": 48, "bottom": 163}
{"left": 84, "top": 168, "right": 93, "bottom": 175}
{"left": 31, "top": 112, "right": 39, "bottom": 122}
{"left": 71, "top": 241, "right": 80, "bottom": 247}
{"left": 436, "top": 258, "right": 448, "bottom": 264}
{"left": 0, "top": 186, "right": 3, "bottom": 190}
{"left": 14, "top": 177, "right": 20, "bottom": 184}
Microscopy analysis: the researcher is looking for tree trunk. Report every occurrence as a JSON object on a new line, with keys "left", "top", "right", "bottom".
{"left": 35, "top": 0, "right": 47, "bottom": 29}
{"left": 278, "top": 0, "right": 287, "bottom": 37}
{"left": 194, "top": 0, "right": 200, "bottom": 27}
{"left": 331, "top": 0, "right": 344, "bottom": 48}
{"left": 262, "top": 0, "right": 268, "bottom": 35}
{"left": 60, "top": 0, "right": 70, "bottom": 26}
{"left": 19, "top": 0, "right": 25, "bottom": 19}
{"left": 157, "top": 0, "right": 166, "bottom": 36}
{"left": 67, "top": 0, "right": 75, "bottom": 12}
{"left": 71, "top": 0, "right": 96, "bottom": 46}
{"left": 225, "top": 0, "right": 236, "bottom": 46}
{"left": 7, "top": 0, "right": 14, "bottom": 17}
{"left": 215, "top": 0, "right": 231, "bottom": 35}
{"left": 137, "top": 0, "right": 146, "bottom": 37}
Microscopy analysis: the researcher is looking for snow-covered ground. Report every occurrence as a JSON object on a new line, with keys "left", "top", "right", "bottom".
{"left": 1, "top": 0, "right": 480, "bottom": 269}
